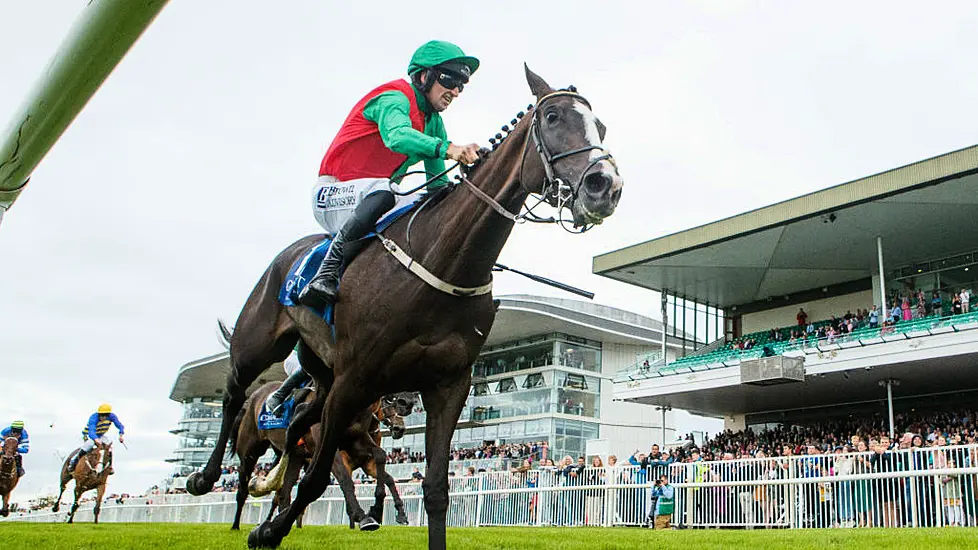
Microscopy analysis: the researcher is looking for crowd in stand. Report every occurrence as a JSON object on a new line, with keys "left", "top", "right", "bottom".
{"left": 727, "top": 286, "right": 974, "bottom": 352}
{"left": 696, "top": 410, "right": 978, "bottom": 461}
{"left": 388, "top": 440, "right": 548, "bottom": 464}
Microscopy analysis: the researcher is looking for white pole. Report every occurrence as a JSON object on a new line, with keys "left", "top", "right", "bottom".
{"left": 661, "top": 291, "right": 668, "bottom": 366}
{"left": 0, "top": 0, "right": 171, "bottom": 224}
{"left": 877, "top": 236, "right": 887, "bottom": 313}
{"left": 887, "top": 380, "right": 895, "bottom": 440}
{"left": 661, "top": 407, "right": 668, "bottom": 448}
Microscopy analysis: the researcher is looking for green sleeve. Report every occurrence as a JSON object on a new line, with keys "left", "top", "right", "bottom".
{"left": 363, "top": 91, "right": 448, "bottom": 160}
{"left": 422, "top": 113, "right": 450, "bottom": 189}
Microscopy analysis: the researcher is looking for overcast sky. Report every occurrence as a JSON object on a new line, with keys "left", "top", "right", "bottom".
{"left": 2, "top": 1, "right": 978, "bottom": 499}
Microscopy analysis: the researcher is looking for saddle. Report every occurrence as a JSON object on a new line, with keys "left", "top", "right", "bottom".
{"left": 277, "top": 189, "right": 450, "bottom": 322}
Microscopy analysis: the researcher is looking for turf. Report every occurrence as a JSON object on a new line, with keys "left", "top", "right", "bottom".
{"left": 1, "top": 523, "right": 977, "bottom": 550}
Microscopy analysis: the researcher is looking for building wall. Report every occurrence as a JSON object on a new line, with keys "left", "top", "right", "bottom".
{"left": 600, "top": 415, "right": 676, "bottom": 461}
{"left": 740, "top": 289, "right": 874, "bottom": 335}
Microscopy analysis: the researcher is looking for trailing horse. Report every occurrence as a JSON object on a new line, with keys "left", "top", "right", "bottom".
{"left": 229, "top": 381, "right": 414, "bottom": 530}
{"left": 0, "top": 436, "right": 21, "bottom": 517}
{"left": 53, "top": 440, "right": 113, "bottom": 523}
{"left": 187, "top": 66, "right": 622, "bottom": 550}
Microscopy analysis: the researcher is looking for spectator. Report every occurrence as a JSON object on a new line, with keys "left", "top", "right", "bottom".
{"left": 797, "top": 308, "right": 808, "bottom": 326}
{"left": 650, "top": 474, "right": 675, "bottom": 530}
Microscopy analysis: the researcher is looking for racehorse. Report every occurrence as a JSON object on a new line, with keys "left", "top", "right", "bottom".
{"left": 229, "top": 381, "right": 414, "bottom": 530}
{"left": 53, "top": 440, "right": 113, "bottom": 523}
{"left": 187, "top": 66, "right": 622, "bottom": 550}
{"left": 0, "top": 436, "right": 21, "bottom": 517}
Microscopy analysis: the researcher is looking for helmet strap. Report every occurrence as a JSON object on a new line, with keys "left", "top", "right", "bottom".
{"left": 416, "top": 68, "right": 438, "bottom": 94}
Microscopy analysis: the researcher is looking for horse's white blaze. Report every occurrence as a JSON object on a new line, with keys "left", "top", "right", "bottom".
{"left": 573, "top": 102, "right": 605, "bottom": 162}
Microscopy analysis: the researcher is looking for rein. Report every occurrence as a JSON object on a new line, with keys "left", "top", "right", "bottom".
{"left": 377, "top": 89, "right": 614, "bottom": 297}
{"left": 461, "top": 90, "right": 615, "bottom": 232}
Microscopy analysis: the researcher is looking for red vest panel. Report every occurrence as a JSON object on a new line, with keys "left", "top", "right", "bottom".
{"left": 319, "top": 79, "right": 426, "bottom": 181}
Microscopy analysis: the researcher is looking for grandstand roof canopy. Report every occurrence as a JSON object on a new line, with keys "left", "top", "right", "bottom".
{"left": 627, "top": 352, "right": 978, "bottom": 418}
{"left": 170, "top": 295, "right": 680, "bottom": 402}
{"left": 593, "top": 145, "right": 978, "bottom": 309}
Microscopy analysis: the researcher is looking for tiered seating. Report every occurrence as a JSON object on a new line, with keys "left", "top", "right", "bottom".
{"left": 653, "top": 308, "right": 978, "bottom": 376}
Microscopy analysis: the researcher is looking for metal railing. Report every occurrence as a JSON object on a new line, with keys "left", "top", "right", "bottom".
{"left": 9, "top": 445, "right": 978, "bottom": 529}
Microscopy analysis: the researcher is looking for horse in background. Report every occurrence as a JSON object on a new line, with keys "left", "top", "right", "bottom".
{"left": 53, "top": 440, "right": 113, "bottom": 523}
{"left": 0, "top": 436, "right": 22, "bottom": 516}
{"left": 230, "top": 381, "right": 415, "bottom": 530}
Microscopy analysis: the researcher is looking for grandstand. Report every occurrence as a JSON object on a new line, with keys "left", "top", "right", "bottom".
{"left": 168, "top": 294, "right": 692, "bottom": 480}
{"left": 596, "top": 145, "right": 978, "bottom": 435}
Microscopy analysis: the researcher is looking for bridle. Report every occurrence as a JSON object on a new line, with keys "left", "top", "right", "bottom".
{"left": 461, "top": 89, "right": 617, "bottom": 233}
{"left": 373, "top": 400, "right": 402, "bottom": 436}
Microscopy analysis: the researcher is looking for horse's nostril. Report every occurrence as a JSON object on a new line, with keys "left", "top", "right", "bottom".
{"left": 584, "top": 172, "right": 612, "bottom": 195}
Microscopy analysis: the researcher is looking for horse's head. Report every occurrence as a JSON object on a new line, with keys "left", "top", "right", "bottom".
{"left": 385, "top": 414, "right": 406, "bottom": 440}
{"left": 522, "top": 65, "right": 623, "bottom": 228}
{"left": 382, "top": 392, "right": 418, "bottom": 418}
{"left": 2, "top": 437, "right": 17, "bottom": 457}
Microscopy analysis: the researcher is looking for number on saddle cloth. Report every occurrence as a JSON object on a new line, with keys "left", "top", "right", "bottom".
{"left": 277, "top": 198, "right": 422, "bottom": 321}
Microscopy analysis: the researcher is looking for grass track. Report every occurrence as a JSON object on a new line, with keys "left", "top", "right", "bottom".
{"left": 2, "top": 523, "right": 978, "bottom": 549}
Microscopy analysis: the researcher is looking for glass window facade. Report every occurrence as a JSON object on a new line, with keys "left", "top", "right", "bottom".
{"left": 384, "top": 333, "right": 607, "bottom": 460}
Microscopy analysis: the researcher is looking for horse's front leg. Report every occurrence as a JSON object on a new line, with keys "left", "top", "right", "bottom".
{"left": 248, "top": 379, "right": 367, "bottom": 549}
{"left": 383, "top": 471, "right": 410, "bottom": 525}
{"left": 94, "top": 482, "right": 107, "bottom": 524}
{"left": 1, "top": 491, "right": 9, "bottom": 517}
{"left": 275, "top": 457, "right": 304, "bottom": 528}
{"left": 332, "top": 453, "right": 370, "bottom": 530}
{"left": 422, "top": 375, "right": 471, "bottom": 550}
{"left": 363, "top": 446, "right": 390, "bottom": 525}
{"left": 67, "top": 486, "right": 82, "bottom": 523}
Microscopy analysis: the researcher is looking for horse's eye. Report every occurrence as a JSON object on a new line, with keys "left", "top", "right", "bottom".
{"left": 545, "top": 111, "right": 559, "bottom": 124}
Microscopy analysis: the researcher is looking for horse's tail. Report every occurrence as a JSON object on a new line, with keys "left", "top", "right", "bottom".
{"left": 228, "top": 404, "right": 247, "bottom": 456}
{"left": 217, "top": 319, "right": 233, "bottom": 350}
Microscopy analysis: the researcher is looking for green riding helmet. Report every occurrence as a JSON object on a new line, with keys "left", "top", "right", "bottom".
{"left": 408, "top": 40, "right": 480, "bottom": 82}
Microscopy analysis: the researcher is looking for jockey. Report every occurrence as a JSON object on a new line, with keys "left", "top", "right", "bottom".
{"left": 295, "top": 40, "right": 482, "bottom": 309}
{"left": 0, "top": 420, "right": 29, "bottom": 477}
{"left": 69, "top": 404, "right": 124, "bottom": 470}
{"left": 264, "top": 343, "right": 312, "bottom": 417}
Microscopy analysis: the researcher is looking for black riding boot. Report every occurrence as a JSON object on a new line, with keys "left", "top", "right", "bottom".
{"left": 69, "top": 449, "right": 85, "bottom": 471}
{"left": 16, "top": 454, "right": 24, "bottom": 477}
{"left": 295, "top": 230, "right": 348, "bottom": 310}
{"left": 296, "top": 190, "right": 396, "bottom": 309}
{"left": 265, "top": 369, "right": 313, "bottom": 416}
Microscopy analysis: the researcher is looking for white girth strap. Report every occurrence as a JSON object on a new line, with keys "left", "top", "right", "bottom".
{"left": 379, "top": 236, "right": 493, "bottom": 297}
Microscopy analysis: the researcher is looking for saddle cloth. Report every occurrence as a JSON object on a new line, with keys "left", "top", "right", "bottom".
{"left": 277, "top": 198, "right": 422, "bottom": 321}
{"left": 257, "top": 395, "right": 297, "bottom": 431}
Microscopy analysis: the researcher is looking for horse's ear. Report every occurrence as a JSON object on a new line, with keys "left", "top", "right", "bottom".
{"left": 596, "top": 117, "right": 607, "bottom": 141}
{"left": 524, "top": 63, "right": 554, "bottom": 100}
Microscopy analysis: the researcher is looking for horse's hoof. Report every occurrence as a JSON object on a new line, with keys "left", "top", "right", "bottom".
{"left": 358, "top": 516, "right": 380, "bottom": 531}
{"left": 52, "top": 504, "right": 60, "bottom": 513}
{"left": 0, "top": 509, "right": 9, "bottom": 518}
{"left": 248, "top": 522, "right": 282, "bottom": 549}
{"left": 186, "top": 472, "right": 213, "bottom": 496}
{"left": 396, "top": 513, "right": 409, "bottom": 525}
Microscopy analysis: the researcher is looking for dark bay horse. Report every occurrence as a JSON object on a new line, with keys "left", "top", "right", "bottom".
{"left": 0, "top": 436, "right": 21, "bottom": 516}
{"left": 187, "top": 66, "right": 622, "bottom": 550}
{"left": 230, "top": 381, "right": 413, "bottom": 530}
{"left": 53, "top": 441, "right": 113, "bottom": 523}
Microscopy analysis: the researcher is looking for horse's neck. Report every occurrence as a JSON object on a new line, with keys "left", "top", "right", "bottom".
{"left": 409, "top": 116, "right": 538, "bottom": 286}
